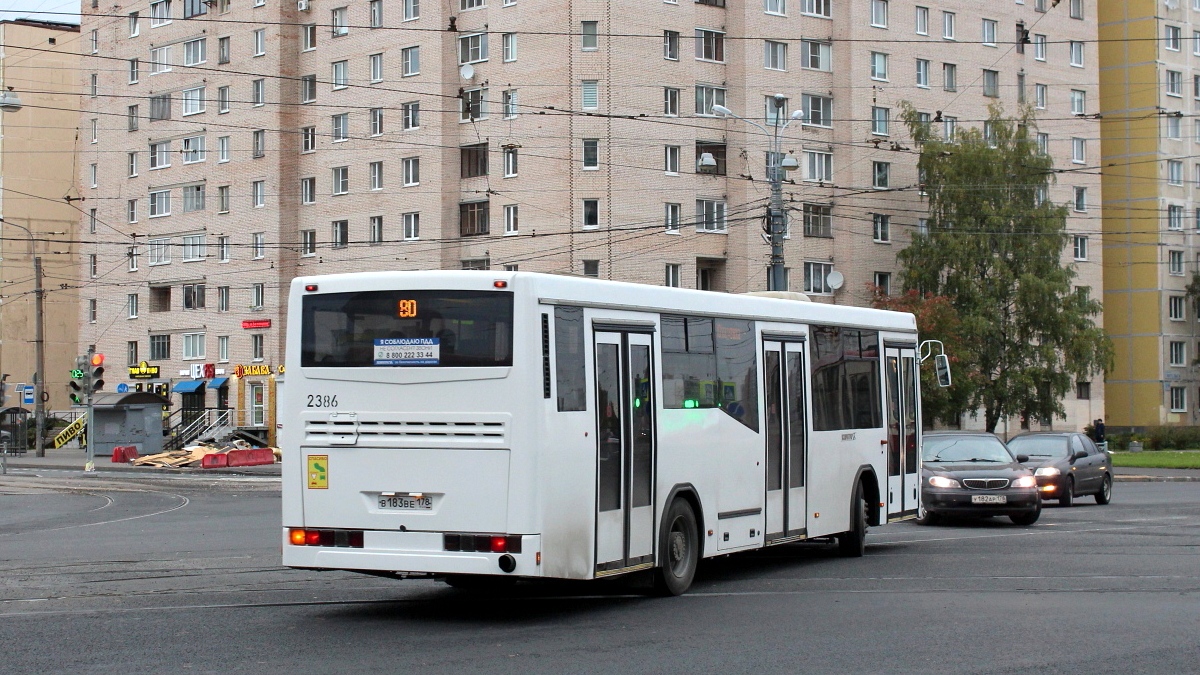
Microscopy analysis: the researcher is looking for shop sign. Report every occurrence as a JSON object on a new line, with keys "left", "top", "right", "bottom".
{"left": 128, "top": 361, "right": 160, "bottom": 379}
{"left": 234, "top": 364, "right": 274, "bottom": 377}
{"left": 242, "top": 319, "right": 272, "bottom": 329}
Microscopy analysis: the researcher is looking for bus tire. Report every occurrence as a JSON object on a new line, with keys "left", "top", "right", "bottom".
{"left": 837, "top": 483, "right": 868, "bottom": 557}
{"left": 653, "top": 498, "right": 700, "bottom": 596}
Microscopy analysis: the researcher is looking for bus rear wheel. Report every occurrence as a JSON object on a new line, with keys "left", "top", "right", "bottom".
{"left": 653, "top": 498, "right": 699, "bottom": 596}
{"left": 837, "top": 483, "right": 868, "bottom": 557}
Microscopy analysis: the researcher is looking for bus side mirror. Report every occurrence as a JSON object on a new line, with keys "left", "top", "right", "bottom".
{"left": 934, "top": 354, "right": 952, "bottom": 388}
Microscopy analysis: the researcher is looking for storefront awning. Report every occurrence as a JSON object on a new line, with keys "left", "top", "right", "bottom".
{"left": 172, "top": 380, "right": 206, "bottom": 394}
{"left": 208, "top": 377, "right": 229, "bottom": 389}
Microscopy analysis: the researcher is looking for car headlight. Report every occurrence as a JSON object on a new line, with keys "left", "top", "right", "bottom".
{"left": 1011, "top": 476, "right": 1037, "bottom": 488}
{"left": 1034, "top": 467, "right": 1061, "bottom": 477}
{"left": 928, "top": 476, "right": 960, "bottom": 488}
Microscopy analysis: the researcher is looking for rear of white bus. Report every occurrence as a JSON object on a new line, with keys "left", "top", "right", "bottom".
{"left": 281, "top": 271, "right": 542, "bottom": 580}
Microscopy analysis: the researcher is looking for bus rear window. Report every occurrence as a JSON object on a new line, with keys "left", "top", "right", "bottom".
{"left": 301, "top": 290, "right": 513, "bottom": 367}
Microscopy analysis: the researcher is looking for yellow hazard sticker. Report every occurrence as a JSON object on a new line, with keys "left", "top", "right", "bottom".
{"left": 307, "top": 455, "right": 328, "bottom": 489}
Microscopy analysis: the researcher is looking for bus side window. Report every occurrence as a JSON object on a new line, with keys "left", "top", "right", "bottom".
{"left": 555, "top": 306, "right": 587, "bottom": 411}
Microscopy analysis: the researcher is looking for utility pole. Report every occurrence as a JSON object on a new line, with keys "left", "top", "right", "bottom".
{"left": 85, "top": 346, "right": 96, "bottom": 472}
{"left": 711, "top": 96, "right": 801, "bottom": 292}
{"left": 33, "top": 256, "right": 46, "bottom": 457}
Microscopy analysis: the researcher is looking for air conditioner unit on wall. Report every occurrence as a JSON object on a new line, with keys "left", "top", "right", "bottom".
{"left": 297, "top": 0, "right": 311, "bottom": 11}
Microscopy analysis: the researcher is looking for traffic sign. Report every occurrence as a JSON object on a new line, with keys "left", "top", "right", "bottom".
{"left": 22, "top": 385, "right": 34, "bottom": 405}
{"left": 116, "top": 383, "right": 129, "bottom": 393}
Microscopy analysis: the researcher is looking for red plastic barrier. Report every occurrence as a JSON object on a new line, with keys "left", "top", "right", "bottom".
{"left": 111, "top": 445, "right": 139, "bottom": 463}
{"left": 200, "top": 453, "right": 229, "bottom": 469}
{"left": 225, "top": 448, "right": 275, "bottom": 467}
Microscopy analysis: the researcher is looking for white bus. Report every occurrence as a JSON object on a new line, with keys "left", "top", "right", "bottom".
{"left": 282, "top": 271, "right": 923, "bottom": 594}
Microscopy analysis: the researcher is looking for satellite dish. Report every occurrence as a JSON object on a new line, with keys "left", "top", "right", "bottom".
{"left": 826, "top": 270, "right": 844, "bottom": 291}
{"left": 459, "top": 64, "right": 475, "bottom": 80}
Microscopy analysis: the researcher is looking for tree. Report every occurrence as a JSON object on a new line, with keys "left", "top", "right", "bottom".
{"left": 872, "top": 289, "right": 975, "bottom": 427}
{"left": 896, "top": 104, "right": 1112, "bottom": 432}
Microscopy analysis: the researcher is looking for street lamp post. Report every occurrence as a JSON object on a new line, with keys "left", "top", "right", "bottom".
{"left": 712, "top": 96, "right": 803, "bottom": 293}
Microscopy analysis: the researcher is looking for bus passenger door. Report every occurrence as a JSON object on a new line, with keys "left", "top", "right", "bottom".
{"left": 885, "top": 346, "right": 920, "bottom": 520}
{"left": 594, "top": 331, "right": 656, "bottom": 575}
{"left": 764, "top": 340, "right": 808, "bottom": 542}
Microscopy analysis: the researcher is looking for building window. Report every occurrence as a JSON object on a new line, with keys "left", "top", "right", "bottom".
{"left": 916, "top": 59, "right": 929, "bottom": 88}
{"left": 403, "top": 102, "right": 419, "bottom": 129}
{"left": 302, "top": 24, "right": 316, "bottom": 51}
{"left": 1169, "top": 160, "right": 1184, "bottom": 185}
{"left": 664, "top": 87, "right": 680, "bottom": 116}
{"left": 461, "top": 87, "right": 488, "bottom": 120}
{"left": 981, "top": 19, "right": 997, "bottom": 46}
{"left": 1171, "top": 386, "right": 1187, "bottom": 413}
{"left": 1070, "top": 0, "right": 1083, "bottom": 19}
{"left": 183, "top": 37, "right": 206, "bottom": 66}
{"left": 127, "top": 201, "right": 138, "bottom": 225}
{"left": 183, "top": 333, "right": 206, "bottom": 360}
{"left": 459, "top": 33, "right": 489, "bottom": 63}
{"left": 1166, "top": 115, "right": 1182, "bottom": 139}
{"left": 582, "top": 139, "right": 600, "bottom": 169}
{"left": 805, "top": 151, "right": 833, "bottom": 182}
{"left": 1076, "top": 381, "right": 1090, "bottom": 400}
{"left": 581, "top": 80, "right": 599, "bottom": 109}
{"left": 182, "top": 185, "right": 206, "bottom": 213}
{"left": 664, "top": 31, "right": 679, "bottom": 60}
{"left": 330, "top": 113, "right": 349, "bottom": 141}
{"left": 218, "top": 186, "right": 230, "bottom": 213}
{"left": 1072, "top": 138, "right": 1086, "bottom": 164}
{"left": 1170, "top": 250, "right": 1185, "bottom": 276}
{"left": 218, "top": 285, "right": 230, "bottom": 311}
{"left": 218, "top": 336, "right": 229, "bottom": 362}
{"left": 369, "top": 0, "right": 383, "bottom": 27}
{"left": 217, "top": 86, "right": 230, "bottom": 113}
{"left": 982, "top": 70, "right": 999, "bottom": 97}
{"left": 461, "top": 143, "right": 488, "bottom": 178}
{"left": 665, "top": 203, "right": 681, "bottom": 232}
{"left": 252, "top": 283, "right": 265, "bottom": 309}
{"left": 797, "top": 41, "right": 832, "bottom": 73}
{"left": 764, "top": 40, "right": 786, "bottom": 70}
{"left": 253, "top": 29, "right": 266, "bottom": 56}
{"left": 1074, "top": 187, "right": 1087, "bottom": 212}
{"left": 149, "top": 190, "right": 171, "bottom": 218}
{"left": 252, "top": 130, "right": 266, "bottom": 157}
{"left": 665, "top": 145, "right": 680, "bottom": 174}
{"left": 802, "top": 94, "right": 832, "bottom": 128}
{"left": 870, "top": 52, "right": 888, "bottom": 80}
{"left": 460, "top": 201, "right": 490, "bottom": 236}
{"left": 367, "top": 160, "right": 384, "bottom": 189}
{"left": 88, "top": 254, "right": 98, "bottom": 279}
{"left": 251, "top": 334, "right": 265, "bottom": 361}
{"left": 1035, "top": 84, "right": 1047, "bottom": 110}
{"left": 404, "top": 212, "right": 420, "bottom": 240}
{"left": 180, "top": 87, "right": 205, "bottom": 116}
{"left": 942, "top": 63, "right": 957, "bottom": 92}
{"left": 367, "top": 108, "right": 383, "bottom": 136}
{"left": 695, "top": 29, "right": 725, "bottom": 62}
{"left": 872, "top": 214, "right": 890, "bottom": 242}
{"left": 1073, "top": 235, "right": 1088, "bottom": 261}
{"left": 504, "top": 204, "right": 519, "bottom": 234}
{"left": 696, "top": 142, "right": 726, "bottom": 175}
{"left": 914, "top": 5, "right": 928, "bottom": 34}
{"left": 873, "top": 162, "right": 890, "bottom": 188}
{"left": 1167, "top": 71, "right": 1183, "bottom": 97}
{"left": 696, "top": 199, "right": 726, "bottom": 232}
{"left": 128, "top": 340, "right": 139, "bottom": 365}
{"left": 582, "top": 260, "right": 599, "bottom": 277}
{"left": 695, "top": 85, "right": 726, "bottom": 115}
{"left": 503, "top": 147, "right": 518, "bottom": 176}
{"left": 1170, "top": 295, "right": 1186, "bottom": 321}
{"left": 1070, "top": 89, "right": 1086, "bottom": 115}
{"left": 398, "top": 47, "right": 419, "bottom": 77}
{"left": 218, "top": 236, "right": 230, "bottom": 261}
{"left": 581, "top": 21, "right": 599, "bottom": 51}
{"left": 942, "top": 11, "right": 955, "bottom": 39}
{"left": 804, "top": 261, "right": 834, "bottom": 294}
{"left": 301, "top": 230, "right": 317, "bottom": 255}
{"left": 150, "top": 335, "right": 170, "bottom": 360}
{"left": 150, "top": 0, "right": 171, "bottom": 26}
{"left": 583, "top": 199, "right": 600, "bottom": 228}
{"left": 871, "top": 106, "right": 889, "bottom": 135}
{"left": 331, "top": 220, "right": 348, "bottom": 248}
{"left": 252, "top": 232, "right": 265, "bottom": 258}
{"left": 502, "top": 89, "right": 518, "bottom": 119}
{"left": 404, "top": 0, "right": 419, "bottom": 20}
{"left": 1166, "top": 25, "right": 1182, "bottom": 51}
{"left": 1070, "top": 41, "right": 1084, "bottom": 67}
{"left": 182, "top": 283, "right": 206, "bottom": 309}
{"left": 331, "top": 7, "right": 348, "bottom": 36}
{"left": 802, "top": 0, "right": 830, "bottom": 17}
{"left": 873, "top": 272, "right": 891, "bottom": 296}
{"left": 129, "top": 11, "right": 140, "bottom": 36}
{"left": 803, "top": 203, "right": 832, "bottom": 237}
{"left": 665, "top": 264, "right": 681, "bottom": 287}
{"left": 870, "top": 0, "right": 888, "bottom": 28}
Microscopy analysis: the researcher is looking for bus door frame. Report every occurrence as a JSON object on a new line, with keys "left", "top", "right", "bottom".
{"left": 762, "top": 334, "right": 809, "bottom": 543}
{"left": 884, "top": 342, "right": 920, "bottom": 521}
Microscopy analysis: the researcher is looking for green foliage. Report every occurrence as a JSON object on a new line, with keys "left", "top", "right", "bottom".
{"left": 1111, "top": 450, "right": 1200, "bottom": 470}
{"left": 872, "top": 289, "right": 973, "bottom": 426}
{"left": 897, "top": 103, "right": 1113, "bottom": 432}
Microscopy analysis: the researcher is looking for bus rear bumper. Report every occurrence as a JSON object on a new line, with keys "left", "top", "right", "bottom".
{"left": 282, "top": 530, "right": 543, "bottom": 577}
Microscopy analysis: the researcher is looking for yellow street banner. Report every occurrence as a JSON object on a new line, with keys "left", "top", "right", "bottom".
{"left": 53, "top": 415, "right": 87, "bottom": 449}
{"left": 307, "top": 455, "right": 328, "bottom": 489}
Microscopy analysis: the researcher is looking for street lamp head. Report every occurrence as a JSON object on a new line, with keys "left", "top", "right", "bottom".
{"left": 710, "top": 104, "right": 733, "bottom": 117}
{"left": 789, "top": 110, "right": 804, "bottom": 121}
{"left": 780, "top": 155, "right": 800, "bottom": 171}
{"left": 0, "top": 90, "right": 23, "bottom": 113}
{"left": 698, "top": 152, "right": 718, "bottom": 169}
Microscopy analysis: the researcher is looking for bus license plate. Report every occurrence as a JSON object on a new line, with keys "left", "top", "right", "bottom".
{"left": 971, "top": 495, "right": 1006, "bottom": 504}
{"left": 378, "top": 495, "right": 433, "bottom": 510}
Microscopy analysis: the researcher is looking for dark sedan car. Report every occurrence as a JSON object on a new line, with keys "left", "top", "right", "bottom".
{"left": 918, "top": 432, "right": 1041, "bottom": 526}
{"left": 1006, "top": 432, "right": 1112, "bottom": 507}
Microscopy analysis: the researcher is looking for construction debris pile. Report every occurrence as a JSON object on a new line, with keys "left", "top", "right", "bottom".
{"left": 126, "top": 440, "right": 281, "bottom": 468}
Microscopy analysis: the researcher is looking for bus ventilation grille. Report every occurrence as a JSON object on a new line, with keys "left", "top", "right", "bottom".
{"left": 306, "top": 420, "right": 505, "bottom": 438}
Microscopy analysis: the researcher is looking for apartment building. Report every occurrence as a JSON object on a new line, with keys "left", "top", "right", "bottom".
{"left": 78, "top": 0, "right": 1101, "bottom": 435}
{"left": 0, "top": 19, "right": 81, "bottom": 413}
{"left": 1099, "top": 0, "right": 1200, "bottom": 431}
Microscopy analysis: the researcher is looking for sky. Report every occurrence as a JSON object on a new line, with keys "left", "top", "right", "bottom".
{"left": 0, "top": 0, "right": 81, "bottom": 25}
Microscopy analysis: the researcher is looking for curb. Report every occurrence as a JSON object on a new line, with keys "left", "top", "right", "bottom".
{"left": 1114, "top": 475, "right": 1200, "bottom": 482}
{"left": 2, "top": 462, "right": 280, "bottom": 477}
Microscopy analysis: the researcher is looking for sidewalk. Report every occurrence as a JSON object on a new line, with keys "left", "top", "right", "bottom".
{"left": 0, "top": 444, "right": 281, "bottom": 476}
{"left": 1113, "top": 466, "right": 1200, "bottom": 482}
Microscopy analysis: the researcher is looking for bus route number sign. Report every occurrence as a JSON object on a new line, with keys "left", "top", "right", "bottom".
{"left": 396, "top": 299, "right": 418, "bottom": 318}
{"left": 374, "top": 338, "right": 439, "bottom": 366}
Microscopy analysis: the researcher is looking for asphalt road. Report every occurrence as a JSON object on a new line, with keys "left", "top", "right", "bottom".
{"left": 1, "top": 470, "right": 1197, "bottom": 675}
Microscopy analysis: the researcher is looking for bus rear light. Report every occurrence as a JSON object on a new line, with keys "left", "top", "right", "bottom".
{"left": 443, "top": 533, "right": 523, "bottom": 554}
{"left": 289, "top": 528, "right": 364, "bottom": 548}
{"left": 493, "top": 280, "right": 508, "bottom": 288}
{"left": 304, "top": 284, "right": 319, "bottom": 292}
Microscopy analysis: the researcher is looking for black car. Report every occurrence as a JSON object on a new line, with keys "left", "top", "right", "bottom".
{"left": 1006, "top": 432, "right": 1112, "bottom": 507}
{"left": 918, "top": 432, "right": 1041, "bottom": 526}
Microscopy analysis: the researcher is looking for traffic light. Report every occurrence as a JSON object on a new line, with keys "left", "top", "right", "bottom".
{"left": 0, "top": 373, "right": 8, "bottom": 407}
{"left": 90, "top": 353, "right": 105, "bottom": 393}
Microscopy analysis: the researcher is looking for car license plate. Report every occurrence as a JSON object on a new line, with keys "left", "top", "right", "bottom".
{"left": 971, "top": 495, "right": 1007, "bottom": 504}
{"left": 378, "top": 495, "right": 433, "bottom": 510}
